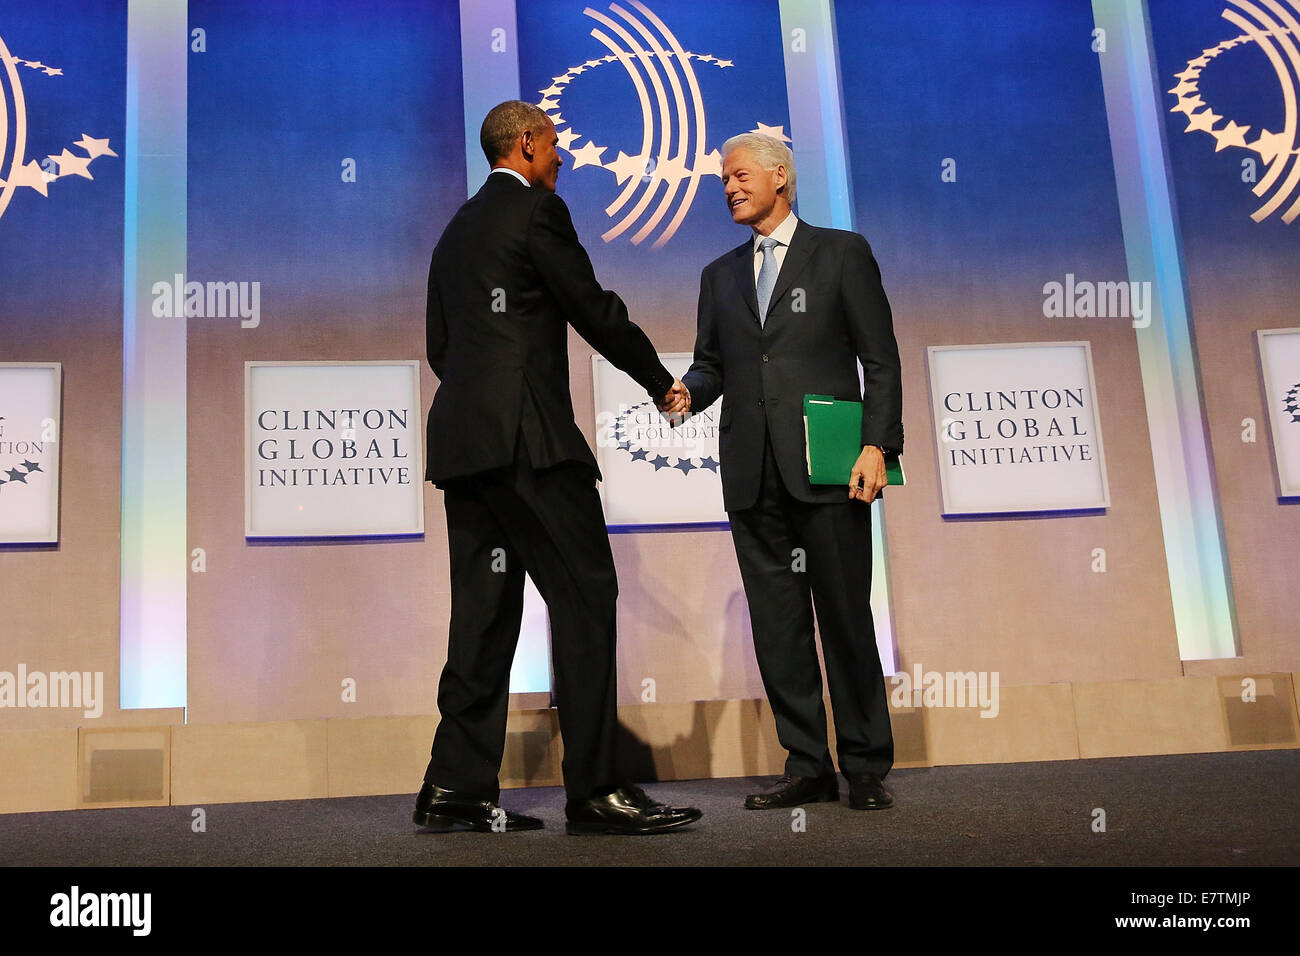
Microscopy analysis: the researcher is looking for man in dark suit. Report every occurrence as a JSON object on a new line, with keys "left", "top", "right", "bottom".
{"left": 414, "top": 100, "right": 701, "bottom": 835}
{"left": 679, "top": 133, "right": 902, "bottom": 811}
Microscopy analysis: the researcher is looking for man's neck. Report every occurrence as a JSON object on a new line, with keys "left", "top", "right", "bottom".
{"left": 491, "top": 160, "right": 533, "bottom": 187}
{"left": 750, "top": 203, "right": 793, "bottom": 238}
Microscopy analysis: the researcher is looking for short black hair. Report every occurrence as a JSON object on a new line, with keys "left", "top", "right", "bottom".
{"left": 480, "top": 100, "right": 549, "bottom": 165}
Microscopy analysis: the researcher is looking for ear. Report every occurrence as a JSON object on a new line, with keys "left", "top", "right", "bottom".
{"left": 774, "top": 163, "right": 788, "bottom": 192}
{"left": 520, "top": 128, "right": 535, "bottom": 160}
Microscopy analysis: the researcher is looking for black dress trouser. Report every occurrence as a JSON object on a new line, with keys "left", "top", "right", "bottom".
{"left": 727, "top": 429, "right": 895, "bottom": 779}
{"left": 425, "top": 447, "right": 620, "bottom": 802}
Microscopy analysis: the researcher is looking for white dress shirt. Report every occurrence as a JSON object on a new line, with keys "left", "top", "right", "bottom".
{"left": 491, "top": 166, "right": 531, "bottom": 188}
{"left": 751, "top": 211, "right": 799, "bottom": 285}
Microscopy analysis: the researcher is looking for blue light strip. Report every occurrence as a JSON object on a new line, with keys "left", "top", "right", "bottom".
{"left": 120, "top": 0, "right": 189, "bottom": 710}
{"left": 1092, "top": 0, "right": 1238, "bottom": 659}
{"left": 779, "top": 0, "right": 899, "bottom": 672}
{"left": 457, "top": 0, "right": 552, "bottom": 694}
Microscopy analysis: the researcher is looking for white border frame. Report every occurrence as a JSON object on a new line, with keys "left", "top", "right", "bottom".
{"left": 591, "top": 351, "right": 728, "bottom": 527}
{"left": 0, "top": 362, "right": 62, "bottom": 544}
{"left": 925, "top": 341, "right": 1111, "bottom": 515}
{"left": 244, "top": 360, "right": 424, "bottom": 538}
{"left": 1256, "top": 327, "right": 1300, "bottom": 498}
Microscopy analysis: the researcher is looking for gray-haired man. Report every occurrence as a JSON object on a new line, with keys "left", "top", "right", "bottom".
{"left": 679, "top": 133, "right": 903, "bottom": 810}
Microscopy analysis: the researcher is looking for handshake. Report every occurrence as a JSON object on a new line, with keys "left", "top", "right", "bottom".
{"left": 655, "top": 379, "right": 692, "bottom": 425}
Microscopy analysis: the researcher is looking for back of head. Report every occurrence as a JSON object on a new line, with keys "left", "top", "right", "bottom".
{"left": 480, "top": 100, "right": 548, "bottom": 165}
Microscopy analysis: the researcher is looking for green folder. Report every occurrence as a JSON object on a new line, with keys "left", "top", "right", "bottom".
{"left": 803, "top": 394, "right": 906, "bottom": 487}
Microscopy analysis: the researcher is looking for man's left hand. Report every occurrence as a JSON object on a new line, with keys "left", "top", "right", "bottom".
{"left": 849, "top": 445, "right": 886, "bottom": 503}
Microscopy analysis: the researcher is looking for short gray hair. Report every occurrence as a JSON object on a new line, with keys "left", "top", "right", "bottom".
{"left": 721, "top": 132, "right": 797, "bottom": 205}
{"left": 480, "top": 100, "right": 549, "bottom": 164}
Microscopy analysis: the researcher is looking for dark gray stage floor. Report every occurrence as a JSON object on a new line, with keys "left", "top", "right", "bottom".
{"left": 3, "top": 750, "right": 1297, "bottom": 866}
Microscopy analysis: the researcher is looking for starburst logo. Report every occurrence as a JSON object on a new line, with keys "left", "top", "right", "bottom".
{"left": 538, "top": 0, "right": 789, "bottom": 248}
{"left": 607, "top": 400, "right": 719, "bottom": 476}
{"left": 1283, "top": 381, "right": 1300, "bottom": 424}
{"left": 0, "top": 31, "right": 117, "bottom": 223}
{"left": 1170, "top": 3, "right": 1300, "bottom": 224}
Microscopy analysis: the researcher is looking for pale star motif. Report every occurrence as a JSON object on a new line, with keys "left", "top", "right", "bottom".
{"left": 1174, "top": 66, "right": 1201, "bottom": 81}
{"left": 75, "top": 135, "right": 118, "bottom": 159}
{"left": 715, "top": 59, "right": 734, "bottom": 68}
{"left": 1211, "top": 119, "right": 1250, "bottom": 152}
{"left": 695, "top": 148, "right": 722, "bottom": 178}
{"left": 570, "top": 65, "right": 586, "bottom": 74}
{"left": 547, "top": 113, "right": 565, "bottom": 127}
{"left": 1249, "top": 128, "right": 1292, "bottom": 163}
{"left": 1189, "top": 55, "right": 1210, "bottom": 67}
{"left": 1184, "top": 109, "right": 1221, "bottom": 134}
{"left": 25, "top": 60, "right": 45, "bottom": 70}
{"left": 556, "top": 127, "right": 582, "bottom": 151}
{"left": 652, "top": 154, "right": 690, "bottom": 186}
{"left": 47, "top": 148, "right": 94, "bottom": 180}
{"left": 553, "top": 74, "right": 573, "bottom": 85}
{"left": 603, "top": 54, "right": 617, "bottom": 62}
{"left": 538, "top": 97, "right": 560, "bottom": 111}
{"left": 606, "top": 150, "right": 651, "bottom": 185}
{"left": 1170, "top": 95, "right": 1205, "bottom": 117}
{"left": 697, "top": 54, "right": 716, "bottom": 63}
{"left": 584, "top": 59, "right": 603, "bottom": 68}
{"left": 538, "top": 84, "right": 563, "bottom": 97}
{"left": 9, "top": 160, "right": 50, "bottom": 197}
{"left": 43, "top": 67, "right": 62, "bottom": 76}
{"left": 568, "top": 140, "right": 608, "bottom": 169}
{"left": 750, "top": 122, "right": 792, "bottom": 142}
{"left": 1167, "top": 80, "right": 1197, "bottom": 97}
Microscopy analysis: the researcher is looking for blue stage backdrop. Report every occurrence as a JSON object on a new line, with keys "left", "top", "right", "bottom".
{"left": 1149, "top": 0, "right": 1300, "bottom": 659}
{"left": 184, "top": 0, "right": 467, "bottom": 724}
{"left": 188, "top": 0, "right": 465, "bottom": 321}
{"left": 833, "top": 0, "right": 1186, "bottom": 681}
{"left": 517, "top": 0, "right": 792, "bottom": 331}
{"left": 1, "top": 2, "right": 125, "bottom": 335}
{"left": 0, "top": 2, "right": 126, "bottom": 730}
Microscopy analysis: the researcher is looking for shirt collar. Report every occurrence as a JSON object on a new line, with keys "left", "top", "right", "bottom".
{"left": 752, "top": 210, "right": 798, "bottom": 252}
{"left": 490, "top": 167, "right": 531, "bottom": 188}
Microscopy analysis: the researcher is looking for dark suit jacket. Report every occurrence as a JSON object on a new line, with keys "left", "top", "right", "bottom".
{"left": 425, "top": 172, "right": 674, "bottom": 484}
{"left": 682, "top": 218, "right": 903, "bottom": 512}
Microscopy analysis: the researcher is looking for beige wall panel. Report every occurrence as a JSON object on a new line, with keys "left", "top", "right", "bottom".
{"left": 171, "top": 718, "right": 327, "bottom": 805}
{"left": 1, "top": 333, "right": 129, "bottom": 732}
{"left": 616, "top": 699, "right": 786, "bottom": 781}
{"left": 0, "top": 729, "right": 79, "bottom": 814}
{"left": 1073, "top": 677, "right": 1225, "bottom": 758}
{"left": 187, "top": 300, "right": 453, "bottom": 727}
{"left": 923, "top": 682, "right": 1079, "bottom": 766}
{"left": 1182, "top": 272, "right": 1300, "bottom": 674}
{"left": 325, "top": 715, "right": 436, "bottom": 798}
{"left": 884, "top": 305, "right": 1183, "bottom": 689}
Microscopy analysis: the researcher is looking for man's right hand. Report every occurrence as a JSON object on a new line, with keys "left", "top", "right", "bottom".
{"left": 657, "top": 379, "right": 691, "bottom": 424}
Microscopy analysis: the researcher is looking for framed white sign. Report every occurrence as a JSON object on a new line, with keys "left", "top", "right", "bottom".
{"left": 0, "top": 363, "right": 61, "bottom": 543}
{"left": 592, "top": 353, "right": 726, "bottom": 526}
{"left": 245, "top": 361, "right": 424, "bottom": 537}
{"left": 1257, "top": 328, "right": 1300, "bottom": 497}
{"left": 926, "top": 342, "right": 1110, "bottom": 515}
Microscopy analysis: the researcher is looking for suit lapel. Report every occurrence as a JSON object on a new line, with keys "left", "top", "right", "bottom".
{"left": 765, "top": 220, "right": 816, "bottom": 323}
{"left": 731, "top": 239, "right": 760, "bottom": 323}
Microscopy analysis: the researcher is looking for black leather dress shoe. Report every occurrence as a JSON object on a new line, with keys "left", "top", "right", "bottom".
{"left": 565, "top": 783, "right": 703, "bottom": 835}
{"left": 412, "top": 783, "right": 544, "bottom": 832}
{"left": 846, "top": 772, "right": 894, "bottom": 810}
{"left": 744, "top": 773, "right": 840, "bottom": 809}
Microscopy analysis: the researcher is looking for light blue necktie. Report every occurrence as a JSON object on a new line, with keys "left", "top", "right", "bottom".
{"left": 756, "top": 236, "right": 779, "bottom": 326}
